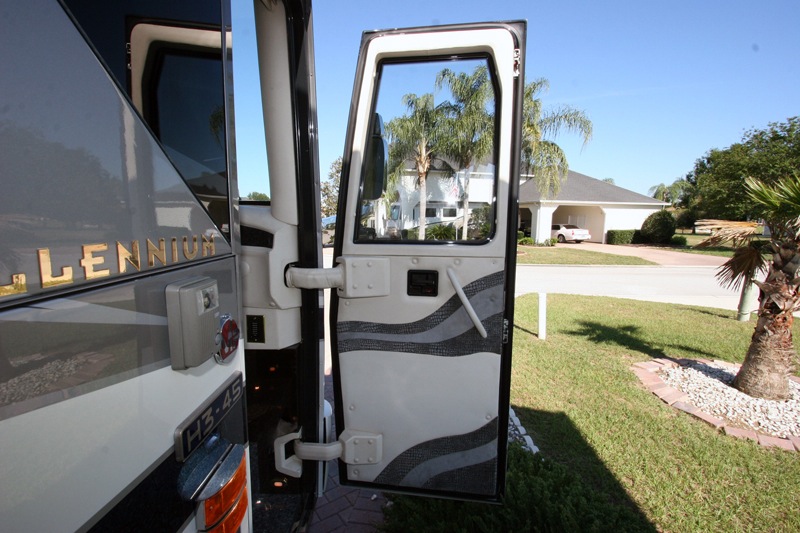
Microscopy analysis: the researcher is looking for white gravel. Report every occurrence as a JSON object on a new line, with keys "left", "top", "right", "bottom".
{"left": 659, "top": 361, "right": 800, "bottom": 438}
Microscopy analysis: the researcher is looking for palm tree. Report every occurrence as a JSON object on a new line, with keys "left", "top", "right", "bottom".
{"left": 385, "top": 93, "right": 448, "bottom": 240}
{"left": 435, "top": 66, "right": 494, "bottom": 239}
{"left": 521, "top": 78, "right": 592, "bottom": 197}
{"left": 649, "top": 178, "right": 693, "bottom": 207}
{"left": 648, "top": 183, "right": 670, "bottom": 203}
{"left": 696, "top": 175, "right": 800, "bottom": 400}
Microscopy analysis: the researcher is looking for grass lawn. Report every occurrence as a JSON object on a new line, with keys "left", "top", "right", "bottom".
{"left": 641, "top": 232, "right": 739, "bottom": 258}
{"left": 382, "top": 295, "right": 800, "bottom": 532}
{"left": 512, "top": 294, "right": 800, "bottom": 532}
{"left": 517, "top": 246, "right": 656, "bottom": 265}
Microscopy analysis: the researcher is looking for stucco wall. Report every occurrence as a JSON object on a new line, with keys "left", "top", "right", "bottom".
{"left": 603, "top": 206, "right": 663, "bottom": 236}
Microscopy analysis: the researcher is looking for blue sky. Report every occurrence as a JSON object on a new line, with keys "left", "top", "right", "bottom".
{"left": 231, "top": 0, "right": 799, "bottom": 197}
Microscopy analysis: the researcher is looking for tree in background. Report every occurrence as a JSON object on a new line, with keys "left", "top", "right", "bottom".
{"left": 697, "top": 175, "right": 800, "bottom": 400}
{"left": 520, "top": 78, "right": 592, "bottom": 198}
{"left": 386, "top": 93, "right": 449, "bottom": 240}
{"left": 320, "top": 156, "right": 342, "bottom": 218}
{"left": 436, "top": 66, "right": 494, "bottom": 239}
{"left": 246, "top": 191, "right": 270, "bottom": 201}
{"left": 688, "top": 117, "right": 800, "bottom": 220}
{"left": 648, "top": 178, "right": 693, "bottom": 208}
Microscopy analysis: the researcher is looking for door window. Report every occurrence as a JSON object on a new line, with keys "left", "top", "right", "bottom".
{"left": 356, "top": 58, "right": 498, "bottom": 243}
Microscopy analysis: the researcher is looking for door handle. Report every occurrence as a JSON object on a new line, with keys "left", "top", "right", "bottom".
{"left": 446, "top": 267, "right": 488, "bottom": 339}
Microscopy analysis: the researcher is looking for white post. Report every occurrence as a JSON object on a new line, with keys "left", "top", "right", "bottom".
{"left": 737, "top": 280, "right": 758, "bottom": 322}
{"left": 538, "top": 292, "right": 547, "bottom": 340}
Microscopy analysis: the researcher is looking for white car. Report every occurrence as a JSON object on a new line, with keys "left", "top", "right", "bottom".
{"left": 551, "top": 224, "right": 591, "bottom": 243}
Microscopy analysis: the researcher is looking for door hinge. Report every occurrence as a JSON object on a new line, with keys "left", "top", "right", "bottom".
{"left": 502, "top": 318, "right": 510, "bottom": 344}
{"left": 274, "top": 429, "right": 383, "bottom": 478}
{"left": 513, "top": 49, "right": 521, "bottom": 78}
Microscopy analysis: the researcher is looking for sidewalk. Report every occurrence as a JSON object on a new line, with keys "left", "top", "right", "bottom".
{"left": 558, "top": 242, "right": 727, "bottom": 267}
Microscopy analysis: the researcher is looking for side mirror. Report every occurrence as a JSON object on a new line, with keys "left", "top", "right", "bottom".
{"left": 361, "top": 113, "right": 388, "bottom": 201}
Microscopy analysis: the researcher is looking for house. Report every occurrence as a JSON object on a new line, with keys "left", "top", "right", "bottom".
{"left": 519, "top": 170, "right": 668, "bottom": 244}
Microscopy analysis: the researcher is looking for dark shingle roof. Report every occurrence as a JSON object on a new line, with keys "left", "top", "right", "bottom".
{"left": 519, "top": 170, "right": 665, "bottom": 205}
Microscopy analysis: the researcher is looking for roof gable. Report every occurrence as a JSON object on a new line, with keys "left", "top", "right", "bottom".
{"left": 519, "top": 170, "right": 666, "bottom": 205}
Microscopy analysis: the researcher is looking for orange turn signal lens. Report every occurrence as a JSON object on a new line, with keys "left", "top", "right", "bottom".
{"left": 203, "top": 453, "right": 248, "bottom": 530}
{"left": 208, "top": 489, "right": 248, "bottom": 533}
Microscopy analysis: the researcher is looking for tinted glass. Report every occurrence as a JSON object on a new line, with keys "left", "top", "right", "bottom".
{"left": 154, "top": 51, "right": 229, "bottom": 233}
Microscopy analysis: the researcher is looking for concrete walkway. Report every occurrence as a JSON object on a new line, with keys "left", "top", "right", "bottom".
{"left": 561, "top": 241, "right": 727, "bottom": 267}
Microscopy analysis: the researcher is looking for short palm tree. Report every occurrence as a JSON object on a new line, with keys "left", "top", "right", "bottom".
{"left": 697, "top": 175, "right": 800, "bottom": 400}
{"left": 385, "top": 93, "right": 448, "bottom": 241}
{"left": 521, "top": 78, "right": 593, "bottom": 197}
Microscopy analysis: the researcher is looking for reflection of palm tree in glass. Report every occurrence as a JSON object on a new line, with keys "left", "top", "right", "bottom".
{"left": 386, "top": 93, "right": 448, "bottom": 241}
{"left": 209, "top": 105, "right": 225, "bottom": 148}
{"left": 436, "top": 66, "right": 494, "bottom": 239}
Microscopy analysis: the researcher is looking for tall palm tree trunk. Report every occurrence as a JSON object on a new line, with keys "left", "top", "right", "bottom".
{"left": 460, "top": 171, "right": 470, "bottom": 240}
{"left": 418, "top": 173, "right": 427, "bottom": 241}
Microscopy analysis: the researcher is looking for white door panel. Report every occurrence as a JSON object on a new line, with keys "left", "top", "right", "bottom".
{"left": 333, "top": 21, "right": 525, "bottom": 501}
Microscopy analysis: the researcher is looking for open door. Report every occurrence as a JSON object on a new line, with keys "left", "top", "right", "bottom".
{"left": 331, "top": 22, "right": 525, "bottom": 501}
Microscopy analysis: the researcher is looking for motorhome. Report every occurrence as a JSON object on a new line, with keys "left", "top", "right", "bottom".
{"left": 0, "top": 1, "right": 525, "bottom": 530}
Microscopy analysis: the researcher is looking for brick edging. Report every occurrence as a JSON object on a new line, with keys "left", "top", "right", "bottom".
{"left": 631, "top": 357, "right": 799, "bottom": 452}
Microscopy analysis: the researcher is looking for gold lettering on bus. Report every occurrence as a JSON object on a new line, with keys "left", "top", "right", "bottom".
{"left": 38, "top": 248, "right": 74, "bottom": 288}
{"left": 183, "top": 236, "right": 199, "bottom": 260}
{"left": 0, "top": 231, "right": 219, "bottom": 301}
{"left": 0, "top": 273, "right": 27, "bottom": 297}
{"left": 80, "top": 243, "right": 111, "bottom": 280}
{"left": 116, "top": 241, "right": 141, "bottom": 273}
{"left": 202, "top": 234, "right": 215, "bottom": 257}
{"left": 147, "top": 238, "right": 167, "bottom": 267}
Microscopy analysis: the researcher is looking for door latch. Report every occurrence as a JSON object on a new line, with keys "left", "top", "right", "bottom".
{"left": 285, "top": 256, "right": 390, "bottom": 298}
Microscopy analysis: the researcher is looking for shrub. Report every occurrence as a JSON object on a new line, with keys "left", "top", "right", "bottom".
{"left": 670, "top": 235, "right": 687, "bottom": 246}
{"left": 517, "top": 231, "right": 525, "bottom": 241}
{"left": 639, "top": 210, "right": 676, "bottom": 244}
{"left": 426, "top": 224, "right": 456, "bottom": 241}
{"left": 381, "top": 444, "right": 647, "bottom": 532}
{"left": 518, "top": 237, "right": 534, "bottom": 246}
{"left": 606, "top": 230, "right": 636, "bottom": 245}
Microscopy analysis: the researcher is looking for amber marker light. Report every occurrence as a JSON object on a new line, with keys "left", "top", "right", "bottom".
{"left": 208, "top": 490, "right": 248, "bottom": 533}
{"left": 202, "top": 453, "right": 248, "bottom": 532}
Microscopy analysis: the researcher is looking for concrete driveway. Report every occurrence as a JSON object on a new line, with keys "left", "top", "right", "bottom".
{"left": 515, "top": 242, "right": 743, "bottom": 311}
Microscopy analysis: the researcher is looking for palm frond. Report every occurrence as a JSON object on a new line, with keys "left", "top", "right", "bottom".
{"left": 715, "top": 244, "right": 767, "bottom": 291}
{"left": 694, "top": 219, "right": 759, "bottom": 248}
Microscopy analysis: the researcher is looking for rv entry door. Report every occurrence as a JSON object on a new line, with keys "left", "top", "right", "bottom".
{"left": 331, "top": 22, "right": 525, "bottom": 502}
